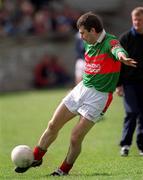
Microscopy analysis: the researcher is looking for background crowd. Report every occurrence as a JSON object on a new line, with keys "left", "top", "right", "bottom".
{"left": 0, "top": 0, "right": 81, "bottom": 37}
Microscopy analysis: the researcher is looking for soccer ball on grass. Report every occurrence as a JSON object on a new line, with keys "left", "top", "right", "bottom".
{"left": 11, "top": 145, "right": 34, "bottom": 168}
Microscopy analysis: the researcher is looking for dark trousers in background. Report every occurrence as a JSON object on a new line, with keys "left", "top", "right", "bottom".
{"left": 120, "top": 83, "right": 143, "bottom": 151}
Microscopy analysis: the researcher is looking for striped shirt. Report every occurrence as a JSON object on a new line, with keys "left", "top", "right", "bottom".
{"left": 83, "top": 30, "right": 128, "bottom": 92}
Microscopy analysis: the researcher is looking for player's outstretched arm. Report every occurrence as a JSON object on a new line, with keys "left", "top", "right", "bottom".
{"left": 118, "top": 52, "right": 137, "bottom": 67}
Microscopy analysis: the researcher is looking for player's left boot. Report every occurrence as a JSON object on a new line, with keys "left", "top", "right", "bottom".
{"left": 50, "top": 168, "right": 68, "bottom": 176}
{"left": 15, "top": 159, "right": 43, "bottom": 173}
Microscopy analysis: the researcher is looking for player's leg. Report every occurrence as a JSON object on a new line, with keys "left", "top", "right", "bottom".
{"left": 15, "top": 82, "right": 85, "bottom": 173}
{"left": 51, "top": 88, "right": 113, "bottom": 176}
{"left": 51, "top": 115, "right": 94, "bottom": 176}
{"left": 15, "top": 102, "right": 76, "bottom": 173}
{"left": 37, "top": 101, "right": 76, "bottom": 150}
{"left": 67, "top": 116, "right": 94, "bottom": 164}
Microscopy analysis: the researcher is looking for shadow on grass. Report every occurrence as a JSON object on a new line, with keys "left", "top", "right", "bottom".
{"left": 45, "top": 172, "right": 111, "bottom": 177}
{"left": 71, "top": 172, "right": 112, "bottom": 177}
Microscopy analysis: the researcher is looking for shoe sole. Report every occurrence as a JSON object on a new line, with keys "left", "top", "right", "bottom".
{"left": 14, "top": 159, "right": 42, "bottom": 173}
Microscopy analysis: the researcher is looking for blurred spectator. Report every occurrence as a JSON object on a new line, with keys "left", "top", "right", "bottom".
{"left": 48, "top": 2, "right": 80, "bottom": 33}
{"left": 0, "top": 0, "right": 34, "bottom": 36}
{"left": 30, "top": 0, "right": 52, "bottom": 11}
{"left": 32, "top": 9, "right": 50, "bottom": 35}
{"left": 18, "top": 0, "right": 34, "bottom": 34}
{"left": 74, "top": 31, "right": 85, "bottom": 85}
{"left": 0, "top": 0, "right": 81, "bottom": 37}
{"left": 54, "top": 11, "right": 72, "bottom": 33}
{"left": 34, "top": 54, "right": 71, "bottom": 88}
{"left": 62, "top": 4, "right": 81, "bottom": 31}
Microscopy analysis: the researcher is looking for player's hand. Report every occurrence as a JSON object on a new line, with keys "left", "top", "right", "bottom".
{"left": 116, "top": 86, "right": 124, "bottom": 96}
{"left": 121, "top": 57, "right": 137, "bottom": 67}
{"left": 117, "top": 52, "right": 137, "bottom": 67}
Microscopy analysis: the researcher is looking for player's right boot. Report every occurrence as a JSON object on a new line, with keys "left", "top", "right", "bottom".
{"left": 14, "top": 159, "right": 43, "bottom": 173}
{"left": 50, "top": 168, "right": 68, "bottom": 176}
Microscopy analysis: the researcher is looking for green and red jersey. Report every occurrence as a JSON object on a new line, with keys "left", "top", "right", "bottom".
{"left": 83, "top": 31, "right": 128, "bottom": 92}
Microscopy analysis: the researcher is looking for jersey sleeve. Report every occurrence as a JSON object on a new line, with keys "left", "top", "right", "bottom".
{"left": 109, "top": 38, "right": 128, "bottom": 60}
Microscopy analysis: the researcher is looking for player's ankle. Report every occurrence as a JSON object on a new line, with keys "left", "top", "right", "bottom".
{"left": 33, "top": 146, "right": 47, "bottom": 160}
{"left": 59, "top": 159, "right": 73, "bottom": 174}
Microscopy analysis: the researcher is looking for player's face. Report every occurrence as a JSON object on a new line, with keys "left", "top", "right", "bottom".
{"left": 79, "top": 26, "right": 97, "bottom": 44}
{"left": 132, "top": 13, "right": 143, "bottom": 33}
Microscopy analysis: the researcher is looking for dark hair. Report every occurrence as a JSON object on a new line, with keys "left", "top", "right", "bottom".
{"left": 76, "top": 12, "right": 103, "bottom": 33}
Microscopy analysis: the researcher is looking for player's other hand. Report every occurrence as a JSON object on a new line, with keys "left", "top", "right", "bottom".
{"left": 116, "top": 86, "right": 124, "bottom": 96}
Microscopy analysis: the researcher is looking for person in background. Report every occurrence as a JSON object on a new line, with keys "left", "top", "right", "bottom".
{"left": 15, "top": 12, "right": 136, "bottom": 176}
{"left": 116, "top": 7, "right": 143, "bottom": 156}
{"left": 74, "top": 31, "right": 85, "bottom": 85}
{"left": 34, "top": 54, "right": 71, "bottom": 88}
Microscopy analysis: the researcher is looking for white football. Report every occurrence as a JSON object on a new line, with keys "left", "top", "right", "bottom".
{"left": 11, "top": 145, "right": 34, "bottom": 168}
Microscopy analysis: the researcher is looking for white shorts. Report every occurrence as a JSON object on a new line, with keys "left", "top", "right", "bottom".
{"left": 62, "top": 82, "right": 113, "bottom": 123}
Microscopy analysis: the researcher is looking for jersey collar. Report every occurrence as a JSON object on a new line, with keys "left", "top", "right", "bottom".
{"left": 96, "top": 29, "right": 106, "bottom": 43}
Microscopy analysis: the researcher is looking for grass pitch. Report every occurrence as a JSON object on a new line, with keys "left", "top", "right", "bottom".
{"left": 0, "top": 89, "right": 143, "bottom": 180}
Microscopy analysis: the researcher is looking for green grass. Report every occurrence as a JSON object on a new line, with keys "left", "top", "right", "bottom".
{"left": 0, "top": 89, "right": 143, "bottom": 180}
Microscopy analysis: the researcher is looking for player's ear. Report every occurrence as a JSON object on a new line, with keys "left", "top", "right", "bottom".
{"left": 90, "top": 28, "right": 96, "bottom": 33}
